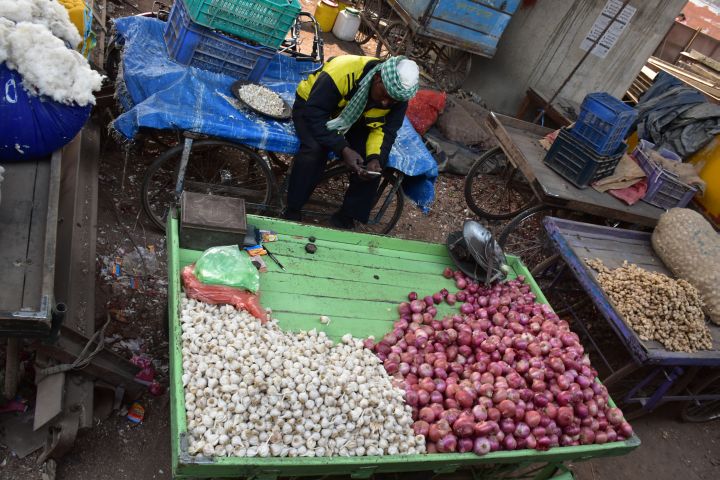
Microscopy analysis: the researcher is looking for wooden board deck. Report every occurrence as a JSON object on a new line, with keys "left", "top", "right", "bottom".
{"left": 544, "top": 217, "right": 720, "bottom": 366}
{"left": 0, "top": 160, "right": 47, "bottom": 311}
{"left": 0, "top": 152, "right": 61, "bottom": 335}
{"left": 487, "top": 113, "right": 666, "bottom": 227}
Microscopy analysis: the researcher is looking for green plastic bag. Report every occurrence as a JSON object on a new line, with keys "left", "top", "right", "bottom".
{"left": 194, "top": 245, "right": 260, "bottom": 293}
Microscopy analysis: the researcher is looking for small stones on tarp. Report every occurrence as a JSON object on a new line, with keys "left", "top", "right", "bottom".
{"left": 309, "top": 236, "right": 316, "bottom": 243}
{"left": 305, "top": 243, "right": 317, "bottom": 254}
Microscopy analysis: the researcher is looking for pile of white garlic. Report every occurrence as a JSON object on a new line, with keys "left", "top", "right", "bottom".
{"left": 237, "top": 84, "right": 285, "bottom": 117}
{"left": 180, "top": 295, "right": 424, "bottom": 458}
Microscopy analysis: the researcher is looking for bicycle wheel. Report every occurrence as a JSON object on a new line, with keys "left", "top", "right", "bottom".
{"left": 292, "top": 167, "right": 404, "bottom": 235}
{"left": 681, "top": 371, "right": 720, "bottom": 423}
{"left": 498, "top": 205, "right": 553, "bottom": 272}
{"left": 433, "top": 45, "right": 472, "bottom": 92}
{"left": 141, "top": 140, "right": 274, "bottom": 232}
{"left": 355, "top": 0, "right": 388, "bottom": 45}
{"left": 530, "top": 254, "right": 589, "bottom": 316}
{"left": 375, "top": 21, "right": 409, "bottom": 59}
{"left": 464, "top": 147, "right": 536, "bottom": 220}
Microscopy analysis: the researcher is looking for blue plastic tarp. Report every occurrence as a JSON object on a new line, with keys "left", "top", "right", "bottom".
{"left": 112, "top": 17, "right": 437, "bottom": 211}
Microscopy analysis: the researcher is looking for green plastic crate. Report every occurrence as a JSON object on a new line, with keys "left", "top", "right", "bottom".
{"left": 182, "top": 0, "right": 301, "bottom": 49}
{"left": 167, "top": 215, "right": 639, "bottom": 478}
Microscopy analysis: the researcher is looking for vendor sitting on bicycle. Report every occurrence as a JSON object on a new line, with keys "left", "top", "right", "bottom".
{"left": 283, "top": 55, "right": 419, "bottom": 229}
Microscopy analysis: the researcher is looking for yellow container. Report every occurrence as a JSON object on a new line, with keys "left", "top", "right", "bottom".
{"left": 315, "top": 0, "right": 339, "bottom": 33}
{"left": 57, "top": 0, "right": 86, "bottom": 40}
{"left": 689, "top": 135, "right": 720, "bottom": 225}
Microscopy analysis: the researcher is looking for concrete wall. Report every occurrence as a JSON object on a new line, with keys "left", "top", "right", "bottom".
{"left": 464, "top": 0, "right": 687, "bottom": 115}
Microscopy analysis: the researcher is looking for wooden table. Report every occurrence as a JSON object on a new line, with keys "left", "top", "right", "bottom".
{"left": 487, "top": 113, "right": 665, "bottom": 227}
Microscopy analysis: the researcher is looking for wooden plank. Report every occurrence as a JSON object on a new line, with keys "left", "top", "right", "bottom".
{"left": 647, "top": 57, "right": 720, "bottom": 101}
{"left": 678, "top": 61, "right": 720, "bottom": 85}
{"left": 247, "top": 216, "right": 450, "bottom": 257}
{"left": 22, "top": 159, "right": 51, "bottom": 309}
{"left": 564, "top": 235, "right": 663, "bottom": 258}
{"left": 683, "top": 49, "right": 720, "bottom": 73}
{"left": 0, "top": 161, "right": 43, "bottom": 312}
{"left": 180, "top": 248, "right": 449, "bottom": 290}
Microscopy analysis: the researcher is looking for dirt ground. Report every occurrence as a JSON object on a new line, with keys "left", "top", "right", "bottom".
{"left": 0, "top": 1, "right": 718, "bottom": 479}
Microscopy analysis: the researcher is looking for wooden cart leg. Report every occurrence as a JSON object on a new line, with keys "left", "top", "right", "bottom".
{"left": 4, "top": 337, "right": 19, "bottom": 399}
{"left": 516, "top": 94, "right": 531, "bottom": 121}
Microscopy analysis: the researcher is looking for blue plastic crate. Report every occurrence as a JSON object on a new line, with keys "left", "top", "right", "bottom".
{"left": 632, "top": 139, "right": 698, "bottom": 210}
{"left": 164, "top": 0, "right": 276, "bottom": 80}
{"left": 544, "top": 128, "right": 625, "bottom": 189}
{"left": 571, "top": 92, "right": 638, "bottom": 155}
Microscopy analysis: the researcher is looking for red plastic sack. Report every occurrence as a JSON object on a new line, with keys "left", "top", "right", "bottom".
{"left": 181, "top": 265, "right": 266, "bottom": 321}
{"left": 608, "top": 178, "right": 648, "bottom": 205}
{"left": 406, "top": 90, "right": 447, "bottom": 135}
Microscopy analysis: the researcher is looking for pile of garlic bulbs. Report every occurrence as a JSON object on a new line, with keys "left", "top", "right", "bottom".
{"left": 180, "top": 295, "right": 424, "bottom": 458}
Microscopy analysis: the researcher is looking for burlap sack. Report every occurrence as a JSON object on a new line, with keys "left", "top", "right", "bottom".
{"left": 436, "top": 99, "right": 496, "bottom": 148}
{"left": 651, "top": 208, "right": 720, "bottom": 325}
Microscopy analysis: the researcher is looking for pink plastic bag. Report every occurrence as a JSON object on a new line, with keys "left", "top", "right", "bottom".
{"left": 181, "top": 265, "right": 266, "bottom": 321}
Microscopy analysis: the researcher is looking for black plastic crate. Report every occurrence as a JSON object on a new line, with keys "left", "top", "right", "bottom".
{"left": 543, "top": 128, "right": 625, "bottom": 189}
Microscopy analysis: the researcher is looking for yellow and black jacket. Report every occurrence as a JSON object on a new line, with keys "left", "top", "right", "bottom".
{"left": 296, "top": 55, "right": 408, "bottom": 165}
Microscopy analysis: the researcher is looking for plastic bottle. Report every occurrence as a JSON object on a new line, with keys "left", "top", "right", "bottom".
{"left": 315, "top": 0, "right": 340, "bottom": 33}
{"left": 333, "top": 8, "right": 361, "bottom": 41}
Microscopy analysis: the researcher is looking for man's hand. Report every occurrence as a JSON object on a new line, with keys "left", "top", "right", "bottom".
{"left": 366, "top": 158, "right": 381, "bottom": 173}
{"left": 359, "top": 158, "right": 382, "bottom": 180}
{"left": 341, "top": 147, "right": 363, "bottom": 175}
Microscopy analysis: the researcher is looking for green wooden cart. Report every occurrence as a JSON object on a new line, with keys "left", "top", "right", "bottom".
{"left": 167, "top": 215, "right": 639, "bottom": 479}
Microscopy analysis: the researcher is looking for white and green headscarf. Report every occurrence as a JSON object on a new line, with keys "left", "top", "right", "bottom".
{"left": 326, "top": 56, "right": 420, "bottom": 134}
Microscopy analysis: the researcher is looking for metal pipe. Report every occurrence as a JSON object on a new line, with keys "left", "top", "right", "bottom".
{"left": 50, "top": 302, "right": 67, "bottom": 341}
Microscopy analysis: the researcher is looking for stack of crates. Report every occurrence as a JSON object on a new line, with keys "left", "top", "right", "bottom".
{"left": 544, "top": 93, "right": 637, "bottom": 189}
{"left": 164, "top": 0, "right": 301, "bottom": 79}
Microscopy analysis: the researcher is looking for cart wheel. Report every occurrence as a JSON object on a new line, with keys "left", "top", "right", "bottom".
{"left": 355, "top": 0, "right": 389, "bottom": 45}
{"left": 433, "top": 46, "right": 472, "bottom": 92}
{"left": 464, "top": 147, "right": 536, "bottom": 220}
{"left": 375, "top": 21, "right": 409, "bottom": 59}
{"left": 681, "top": 371, "right": 720, "bottom": 423}
{"left": 530, "top": 254, "right": 590, "bottom": 316}
{"left": 141, "top": 140, "right": 275, "bottom": 232}
{"left": 498, "top": 205, "right": 554, "bottom": 271}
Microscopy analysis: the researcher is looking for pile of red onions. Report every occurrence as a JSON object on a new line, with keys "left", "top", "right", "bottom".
{"left": 364, "top": 268, "right": 633, "bottom": 456}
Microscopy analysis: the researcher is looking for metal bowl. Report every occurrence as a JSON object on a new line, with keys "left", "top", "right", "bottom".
{"left": 230, "top": 80, "right": 292, "bottom": 121}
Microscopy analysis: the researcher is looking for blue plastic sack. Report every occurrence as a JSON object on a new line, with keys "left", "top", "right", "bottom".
{"left": 0, "top": 63, "right": 91, "bottom": 161}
